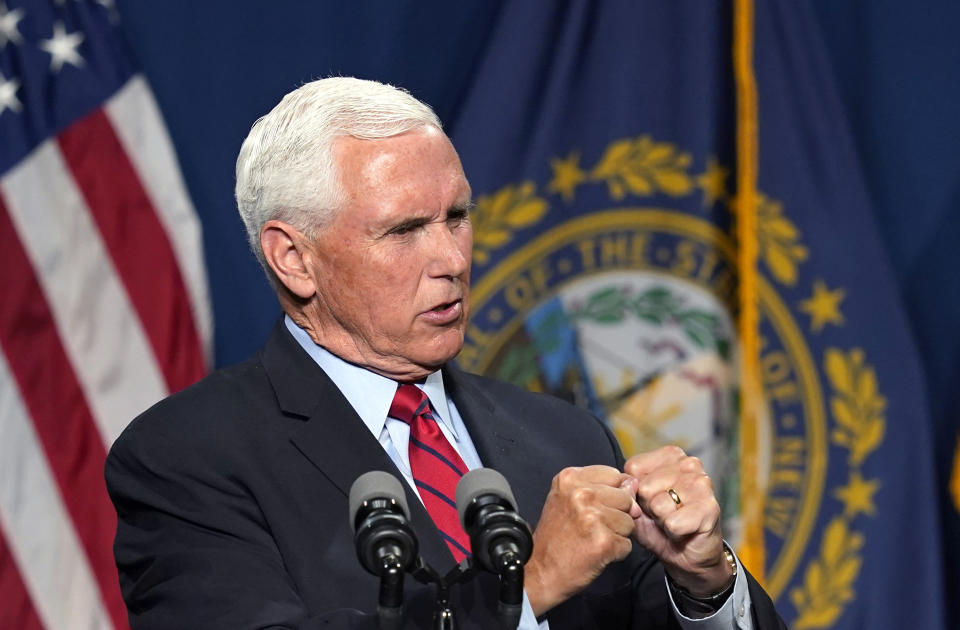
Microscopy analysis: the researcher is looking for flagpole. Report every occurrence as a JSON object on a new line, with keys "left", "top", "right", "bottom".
{"left": 733, "top": 0, "right": 766, "bottom": 581}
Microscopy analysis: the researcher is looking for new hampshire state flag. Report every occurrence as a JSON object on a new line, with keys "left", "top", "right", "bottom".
{"left": 449, "top": 1, "right": 946, "bottom": 628}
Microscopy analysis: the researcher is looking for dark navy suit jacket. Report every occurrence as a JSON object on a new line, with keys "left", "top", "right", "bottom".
{"left": 106, "top": 321, "right": 785, "bottom": 629}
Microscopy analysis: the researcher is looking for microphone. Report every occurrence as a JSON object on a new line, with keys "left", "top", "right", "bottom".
{"left": 456, "top": 468, "right": 533, "bottom": 630}
{"left": 349, "top": 471, "right": 420, "bottom": 629}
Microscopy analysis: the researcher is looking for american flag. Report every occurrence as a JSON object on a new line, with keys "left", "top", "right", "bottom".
{"left": 0, "top": 1, "right": 212, "bottom": 628}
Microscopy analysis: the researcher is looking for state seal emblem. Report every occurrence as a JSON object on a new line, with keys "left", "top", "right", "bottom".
{"left": 461, "top": 135, "right": 887, "bottom": 628}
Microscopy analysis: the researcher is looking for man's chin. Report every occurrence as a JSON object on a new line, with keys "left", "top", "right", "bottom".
{"left": 418, "top": 331, "right": 466, "bottom": 367}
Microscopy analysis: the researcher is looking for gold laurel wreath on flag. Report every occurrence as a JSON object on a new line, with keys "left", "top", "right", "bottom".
{"left": 471, "top": 182, "right": 548, "bottom": 265}
{"left": 791, "top": 348, "right": 885, "bottom": 628}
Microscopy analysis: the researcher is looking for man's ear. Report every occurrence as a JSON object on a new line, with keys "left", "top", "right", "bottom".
{"left": 260, "top": 220, "right": 317, "bottom": 299}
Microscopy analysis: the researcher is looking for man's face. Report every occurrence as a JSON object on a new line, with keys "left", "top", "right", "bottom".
{"left": 303, "top": 127, "right": 473, "bottom": 379}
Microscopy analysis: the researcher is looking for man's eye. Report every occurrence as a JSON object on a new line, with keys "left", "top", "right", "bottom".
{"left": 388, "top": 222, "right": 423, "bottom": 237}
{"left": 447, "top": 210, "right": 470, "bottom": 224}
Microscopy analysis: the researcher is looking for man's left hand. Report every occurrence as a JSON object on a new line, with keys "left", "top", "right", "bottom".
{"left": 625, "top": 445, "right": 734, "bottom": 597}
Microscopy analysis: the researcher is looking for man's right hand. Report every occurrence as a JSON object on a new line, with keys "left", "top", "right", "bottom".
{"left": 524, "top": 465, "right": 642, "bottom": 616}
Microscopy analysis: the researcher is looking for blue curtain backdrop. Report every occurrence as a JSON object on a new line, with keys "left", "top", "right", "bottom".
{"left": 114, "top": 1, "right": 960, "bottom": 627}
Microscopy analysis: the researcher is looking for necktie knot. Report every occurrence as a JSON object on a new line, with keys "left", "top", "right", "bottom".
{"left": 389, "top": 383, "right": 430, "bottom": 425}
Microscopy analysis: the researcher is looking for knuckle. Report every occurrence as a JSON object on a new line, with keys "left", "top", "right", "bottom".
{"left": 642, "top": 495, "right": 665, "bottom": 521}
{"left": 656, "top": 494, "right": 676, "bottom": 518}
{"left": 692, "top": 474, "right": 714, "bottom": 494}
{"left": 571, "top": 486, "right": 595, "bottom": 506}
{"left": 555, "top": 466, "right": 581, "bottom": 488}
{"left": 580, "top": 509, "right": 601, "bottom": 531}
{"left": 663, "top": 511, "right": 690, "bottom": 536}
{"left": 680, "top": 456, "right": 703, "bottom": 473}
{"left": 663, "top": 444, "right": 686, "bottom": 458}
{"left": 596, "top": 529, "right": 620, "bottom": 554}
{"left": 636, "top": 478, "right": 660, "bottom": 500}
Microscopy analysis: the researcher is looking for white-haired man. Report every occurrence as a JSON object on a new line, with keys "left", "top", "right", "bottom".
{"left": 107, "top": 77, "right": 785, "bottom": 629}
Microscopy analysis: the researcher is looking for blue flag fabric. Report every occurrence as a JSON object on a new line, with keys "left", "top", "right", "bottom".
{"left": 811, "top": 1, "right": 960, "bottom": 620}
{"left": 753, "top": 3, "right": 945, "bottom": 626}
{"left": 4, "top": 2, "right": 953, "bottom": 628}
{"left": 446, "top": 1, "right": 946, "bottom": 628}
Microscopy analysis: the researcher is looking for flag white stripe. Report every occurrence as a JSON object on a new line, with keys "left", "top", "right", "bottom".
{"left": 0, "top": 352, "right": 114, "bottom": 630}
{"left": 1, "top": 143, "right": 168, "bottom": 447}
{"left": 106, "top": 77, "right": 214, "bottom": 363}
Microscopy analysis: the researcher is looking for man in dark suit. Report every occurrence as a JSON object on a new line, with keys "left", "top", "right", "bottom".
{"left": 106, "top": 77, "right": 786, "bottom": 629}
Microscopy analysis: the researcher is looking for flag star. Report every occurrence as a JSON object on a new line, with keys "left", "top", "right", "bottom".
{"left": 0, "top": 2, "right": 25, "bottom": 47}
{"left": 799, "top": 279, "right": 845, "bottom": 333}
{"left": 548, "top": 151, "right": 586, "bottom": 202}
{"left": 0, "top": 72, "right": 21, "bottom": 115}
{"left": 833, "top": 471, "right": 880, "bottom": 518}
{"left": 696, "top": 158, "right": 729, "bottom": 208}
{"left": 40, "top": 21, "right": 85, "bottom": 73}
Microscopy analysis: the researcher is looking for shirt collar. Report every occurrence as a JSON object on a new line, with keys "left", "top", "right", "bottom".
{"left": 284, "top": 315, "right": 457, "bottom": 439}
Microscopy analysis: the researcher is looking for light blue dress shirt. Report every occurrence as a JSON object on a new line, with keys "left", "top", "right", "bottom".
{"left": 285, "top": 316, "right": 752, "bottom": 629}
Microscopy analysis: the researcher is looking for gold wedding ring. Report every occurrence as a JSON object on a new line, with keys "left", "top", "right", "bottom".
{"left": 667, "top": 488, "right": 682, "bottom": 507}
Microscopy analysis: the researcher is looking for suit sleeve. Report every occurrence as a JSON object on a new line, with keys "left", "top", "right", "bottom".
{"left": 106, "top": 422, "right": 427, "bottom": 630}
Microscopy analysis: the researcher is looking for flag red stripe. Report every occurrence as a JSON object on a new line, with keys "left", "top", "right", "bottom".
{"left": 0, "top": 199, "right": 129, "bottom": 630}
{"left": 0, "top": 529, "right": 45, "bottom": 630}
{"left": 57, "top": 109, "right": 205, "bottom": 393}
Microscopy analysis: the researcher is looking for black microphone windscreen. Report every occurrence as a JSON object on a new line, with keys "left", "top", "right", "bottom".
{"left": 348, "top": 471, "right": 410, "bottom": 530}
{"left": 455, "top": 468, "right": 518, "bottom": 527}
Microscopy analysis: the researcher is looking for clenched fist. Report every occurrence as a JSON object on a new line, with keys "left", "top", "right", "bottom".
{"left": 524, "top": 465, "right": 642, "bottom": 616}
{"left": 626, "top": 445, "right": 734, "bottom": 597}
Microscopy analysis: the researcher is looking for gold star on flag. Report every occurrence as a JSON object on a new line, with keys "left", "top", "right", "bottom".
{"left": 548, "top": 151, "right": 586, "bottom": 202}
{"left": 696, "top": 158, "right": 728, "bottom": 207}
{"left": 833, "top": 471, "right": 880, "bottom": 517}
{"left": 799, "top": 279, "right": 845, "bottom": 332}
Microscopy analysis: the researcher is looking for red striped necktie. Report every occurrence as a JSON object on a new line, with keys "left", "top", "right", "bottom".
{"left": 389, "top": 383, "right": 472, "bottom": 561}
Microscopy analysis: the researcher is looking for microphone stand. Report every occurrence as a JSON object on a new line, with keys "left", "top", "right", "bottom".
{"left": 376, "top": 554, "right": 407, "bottom": 630}
{"left": 494, "top": 549, "right": 525, "bottom": 630}
{"left": 410, "top": 557, "right": 477, "bottom": 630}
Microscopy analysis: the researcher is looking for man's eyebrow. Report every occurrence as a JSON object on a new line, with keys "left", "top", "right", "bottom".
{"left": 449, "top": 200, "right": 475, "bottom": 215}
{"left": 380, "top": 202, "right": 474, "bottom": 236}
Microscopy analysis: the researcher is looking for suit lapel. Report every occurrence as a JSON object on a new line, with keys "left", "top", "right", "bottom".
{"left": 444, "top": 366, "right": 547, "bottom": 528}
{"left": 260, "top": 321, "right": 454, "bottom": 568}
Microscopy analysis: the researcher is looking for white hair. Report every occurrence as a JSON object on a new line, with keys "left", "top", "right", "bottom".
{"left": 234, "top": 77, "right": 442, "bottom": 282}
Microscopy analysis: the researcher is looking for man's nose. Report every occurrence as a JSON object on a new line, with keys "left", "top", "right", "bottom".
{"left": 427, "top": 225, "right": 470, "bottom": 278}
